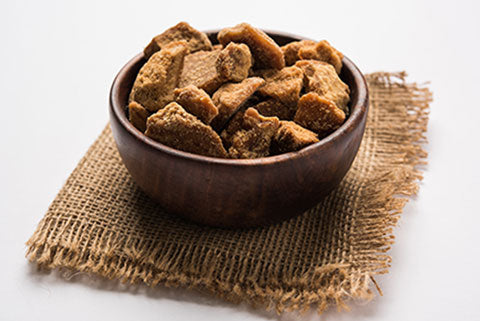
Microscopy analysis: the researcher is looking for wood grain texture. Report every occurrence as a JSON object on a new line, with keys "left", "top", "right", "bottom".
{"left": 109, "top": 31, "right": 369, "bottom": 228}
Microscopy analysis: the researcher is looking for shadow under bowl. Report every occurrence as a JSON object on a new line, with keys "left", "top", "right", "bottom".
{"left": 109, "top": 30, "right": 369, "bottom": 228}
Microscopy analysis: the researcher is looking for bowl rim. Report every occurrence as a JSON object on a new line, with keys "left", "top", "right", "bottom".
{"left": 109, "top": 31, "right": 368, "bottom": 167}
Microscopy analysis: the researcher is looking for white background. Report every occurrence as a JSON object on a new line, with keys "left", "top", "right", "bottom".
{"left": 1, "top": 0, "right": 479, "bottom": 320}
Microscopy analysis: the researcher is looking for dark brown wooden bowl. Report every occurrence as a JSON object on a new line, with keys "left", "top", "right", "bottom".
{"left": 109, "top": 31, "right": 368, "bottom": 228}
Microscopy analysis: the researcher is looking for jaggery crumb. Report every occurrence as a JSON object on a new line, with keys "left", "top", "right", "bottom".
{"left": 294, "top": 92, "right": 345, "bottom": 137}
{"left": 228, "top": 108, "right": 280, "bottom": 159}
{"left": 295, "top": 60, "right": 350, "bottom": 113}
{"left": 282, "top": 40, "right": 343, "bottom": 73}
{"left": 130, "top": 41, "right": 188, "bottom": 112}
{"left": 145, "top": 102, "right": 227, "bottom": 158}
{"left": 217, "top": 23, "right": 285, "bottom": 70}
{"left": 174, "top": 85, "right": 218, "bottom": 124}
{"left": 251, "top": 98, "right": 293, "bottom": 120}
{"left": 271, "top": 120, "right": 319, "bottom": 154}
{"left": 128, "top": 101, "right": 150, "bottom": 133}
{"left": 211, "top": 77, "right": 265, "bottom": 130}
{"left": 144, "top": 22, "right": 212, "bottom": 59}
{"left": 257, "top": 66, "right": 304, "bottom": 107}
{"left": 216, "top": 42, "right": 252, "bottom": 82}
{"left": 179, "top": 49, "right": 224, "bottom": 94}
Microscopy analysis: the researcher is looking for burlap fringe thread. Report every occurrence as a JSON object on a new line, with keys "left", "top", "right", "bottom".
{"left": 25, "top": 72, "right": 431, "bottom": 315}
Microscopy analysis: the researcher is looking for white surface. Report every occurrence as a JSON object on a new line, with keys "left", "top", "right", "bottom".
{"left": 1, "top": 0, "right": 479, "bottom": 320}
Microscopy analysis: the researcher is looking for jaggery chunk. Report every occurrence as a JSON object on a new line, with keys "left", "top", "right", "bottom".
{"left": 281, "top": 40, "right": 316, "bottom": 66}
{"left": 295, "top": 60, "right": 350, "bottom": 113}
{"left": 128, "top": 101, "right": 150, "bottom": 132}
{"left": 130, "top": 41, "right": 188, "bottom": 112}
{"left": 211, "top": 77, "right": 265, "bottom": 130}
{"left": 145, "top": 102, "right": 227, "bottom": 158}
{"left": 282, "top": 40, "right": 343, "bottom": 73}
{"left": 220, "top": 109, "right": 246, "bottom": 149}
{"left": 179, "top": 44, "right": 253, "bottom": 94}
{"left": 298, "top": 40, "right": 343, "bottom": 74}
{"left": 217, "top": 23, "right": 285, "bottom": 70}
{"left": 173, "top": 85, "right": 218, "bottom": 124}
{"left": 216, "top": 43, "right": 252, "bottom": 82}
{"left": 294, "top": 92, "right": 345, "bottom": 137}
{"left": 228, "top": 108, "right": 280, "bottom": 159}
{"left": 271, "top": 121, "right": 319, "bottom": 154}
{"left": 252, "top": 99, "right": 293, "bottom": 120}
{"left": 257, "top": 66, "right": 304, "bottom": 107}
{"left": 144, "top": 22, "right": 212, "bottom": 59}
{"left": 179, "top": 49, "right": 223, "bottom": 94}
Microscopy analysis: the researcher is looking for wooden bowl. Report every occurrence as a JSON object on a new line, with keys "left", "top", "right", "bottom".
{"left": 109, "top": 31, "right": 368, "bottom": 228}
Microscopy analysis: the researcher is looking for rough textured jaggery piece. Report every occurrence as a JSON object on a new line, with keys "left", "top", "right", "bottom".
{"left": 128, "top": 101, "right": 150, "bottom": 133}
{"left": 220, "top": 109, "right": 246, "bottom": 149}
{"left": 179, "top": 49, "right": 223, "bottom": 94}
{"left": 294, "top": 92, "right": 345, "bottom": 137}
{"left": 216, "top": 42, "right": 252, "bottom": 82}
{"left": 145, "top": 102, "right": 227, "bottom": 158}
{"left": 217, "top": 23, "right": 285, "bottom": 70}
{"left": 144, "top": 22, "right": 212, "bottom": 59}
{"left": 251, "top": 99, "right": 293, "bottom": 120}
{"left": 219, "top": 95, "right": 264, "bottom": 148}
{"left": 282, "top": 40, "right": 343, "bottom": 73}
{"left": 281, "top": 40, "right": 316, "bottom": 66}
{"left": 257, "top": 66, "right": 304, "bottom": 107}
{"left": 298, "top": 40, "right": 343, "bottom": 74}
{"left": 295, "top": 60, "right": 350, "bottom": 113}
{"left": 271, "top": 120, "right": 319, "bottom": 154}
{"left": 211, "top": 77, "right": 265, "bottom": 130}
{"left": 180, "top": 44, "right": 253, "bottom": 94}
{"left": 173, "top": 85, "right": 218, "bottom": 124}
{"left": 228, "top": 108, "right": 280, "bottom": 159}
{"left": 130, "top": 41, "right": 188, "bottom": 112}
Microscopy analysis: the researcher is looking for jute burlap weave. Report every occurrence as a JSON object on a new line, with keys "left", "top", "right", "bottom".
{"left": 26, "top": 72, "right": 431, "bottom": 314}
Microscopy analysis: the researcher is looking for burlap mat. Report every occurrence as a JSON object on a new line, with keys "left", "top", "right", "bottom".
{"left": 26, "top": 72, "right": 431, "bottom": 314}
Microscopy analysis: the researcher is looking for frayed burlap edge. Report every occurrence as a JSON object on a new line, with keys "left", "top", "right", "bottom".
{"left": 26, "top": 71, "right": 431, "bottom": 314}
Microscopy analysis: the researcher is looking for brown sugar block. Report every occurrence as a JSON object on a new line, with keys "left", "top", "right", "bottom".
{"left": 228, "top": 108, "right": 280, "bottom": 159}
{"left": 298, "top": 40, "right": 343, "bottom": 74}
{"left": 257, "top": 66, "right": 304, "bottom": 107}
{"left": 128, "top": 101, "right": 150, "bottom": 133}
{"left": 216, "top": 42, "right": 252, "bottom": 82}
{"left": 130, "top": 41, "right": 188, "bottom": 112}
{"left": 144, "top": 22, "right": 212, "bottom": 59}
{"left": 217, "top": 23, "right": 285, "bottom": 70}
{"left": 281, "top": 40, "right": 316, "bottom": 66}
{"left": 295, "top": 60, "right": 350, "bottom": 113}
{"left": 271, "top": 120, "right": 319, "bottom": 154}
{"left": 282, "top": 40, "right": 343, "bottom": 73}
{"left": 179, "top": 49, "right": 224, "bottom": 94}
{"left": 251, "top": 98, "right": 293, "bottom": 120}
{"left": 145, "top": 102, "right": 227, "bottom": 158}
{"left": 173, "top": 85, "right": 218, "bottom": 124}
{"left": 210, "top": 77, "right": 265, "bottom": 130}
{"left": 294, "top": 92, "right": 345, "bottom": 137}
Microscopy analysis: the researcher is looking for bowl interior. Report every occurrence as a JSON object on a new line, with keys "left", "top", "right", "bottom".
{"left": 110, "top": 31, "right": 368, "bottom": 165}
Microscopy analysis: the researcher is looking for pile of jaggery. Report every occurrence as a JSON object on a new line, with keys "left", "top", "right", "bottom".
{"left": 128, "top": 22, "right": 350, "bottom": 159}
